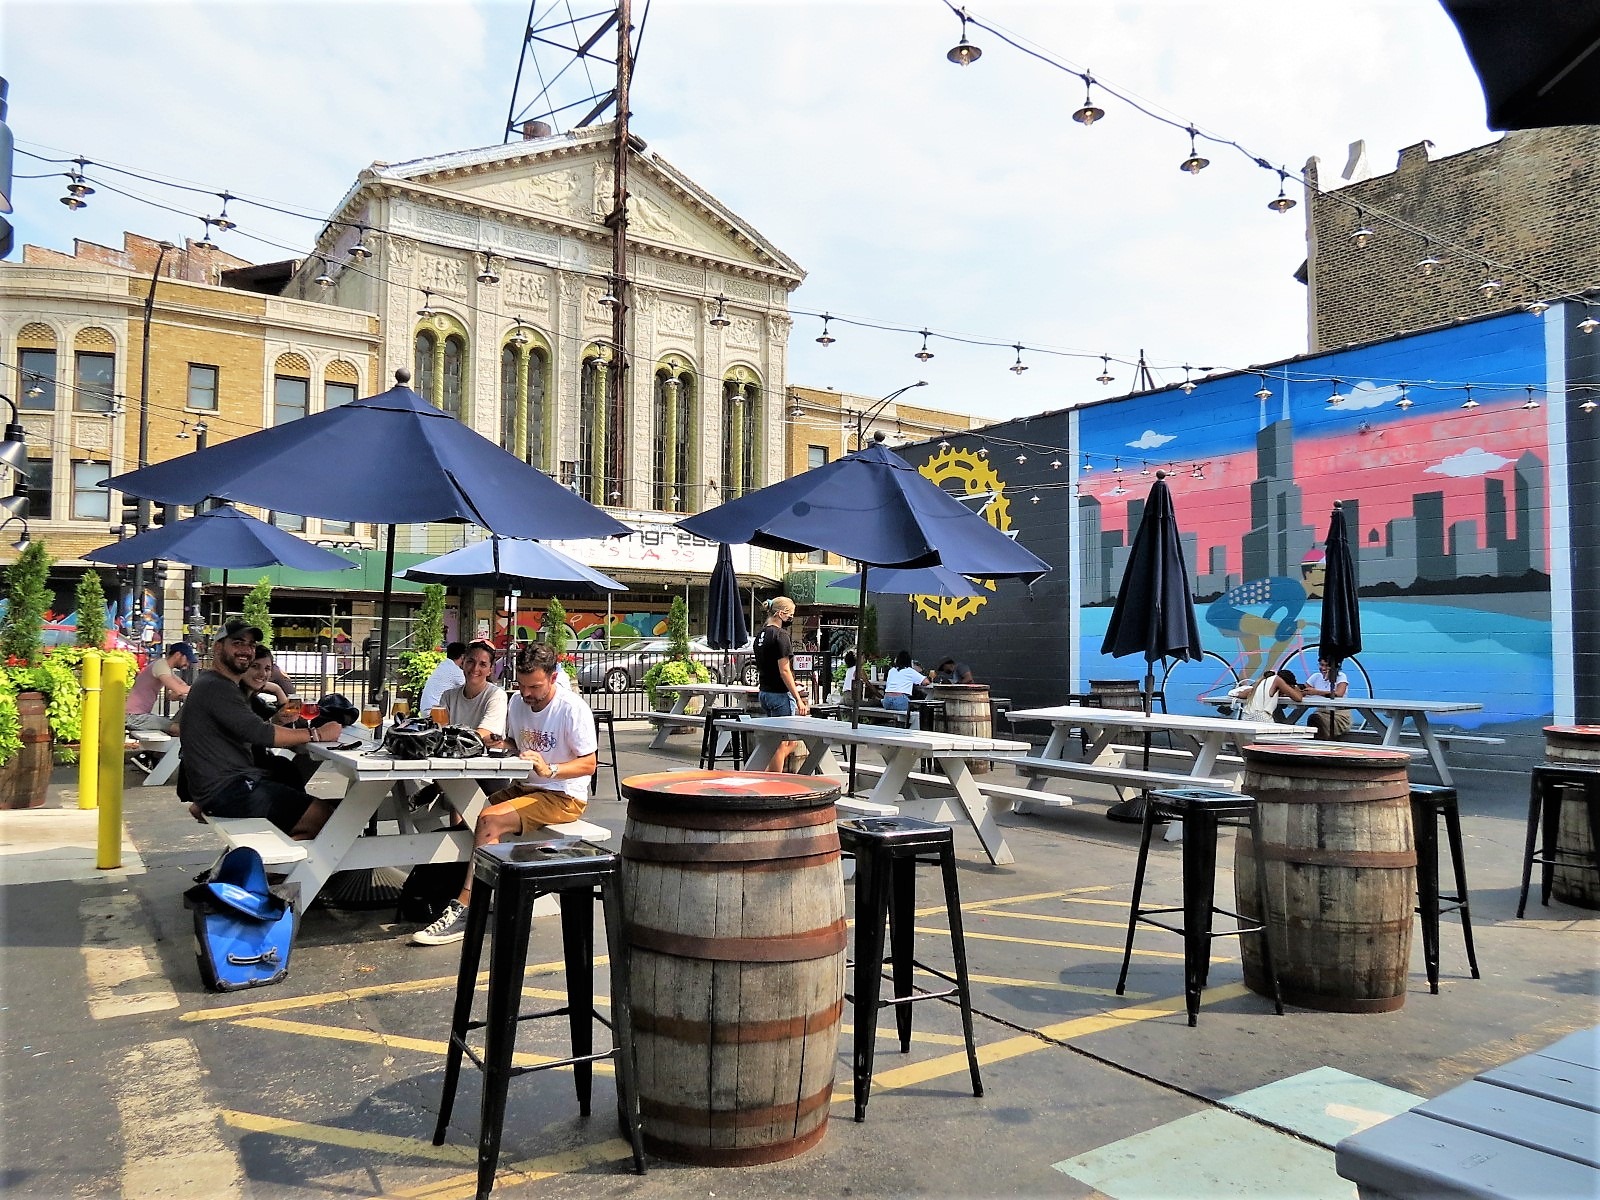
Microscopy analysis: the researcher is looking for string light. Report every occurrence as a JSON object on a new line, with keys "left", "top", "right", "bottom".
{"left": 1327, "top": 378, "right": 1346, "bottom": 406}
{"left": 1081, "top": 456, "right": 1094, "bottom": 473}
{"left": 477, "top": 254, "right": 501, "bottom": 286}
{"left": 347, "top": 229, "right": 373, "bottom": 261}
{"left": 1051, "top": 458, "right": 1062, "bottom": 469}
{"left": 1416, "top": 243, "right": 1442, "bottom": 277}
{"left": 1191, "top": 462, "right": 1207, "bottom": 480}
{"left": 1267, "top": 169, "right": 1296, "bottom": 214}
{"left": 815, "top": 314, "right": 836, "bottom": 346}
{"left": 914, "top": 329, "right": 935, "bottom": 362}
{"left": 1395, "top": 384, "right": 1413, "bottom": 410}
{"left": 1072, "top": 75, "right": 1105, "bottom": 126}
{"left": 1460, "top": 385, "right": 1478, "bottom": 410}
{"left": 1526, "top": 299, "right": 1551, "bottom": 315}
{"left": 1522, "top": 386, "right": 1540, "bottom": 410}
{"left": 1477, "top": 279, "right": 1501, "bottom": 299}
{"left": 1009, "top": 344, "right": 1028, "bottom": 374}
{"left": 1580, "top": 308, "right": 1599, "bottom": 335}
{"left": 1254, "top": 375, "right": 1272, "bottom": 401}
{"left": 510, "top": 317, "right": 530, "bottom": 347}
{"left": 1349, "top": 208, "right": 1374, "bottom": 249}
{"left": 1015, "top": 452, "right": 1026, "bottom": 463}
{"left": 946, "top": 7, "right": 982, "bottom": 65}
{"left": 59, "top": 158, "right": 94, "bottom": 210}
{"left": 1095, "top": 355, "right": 1115, "bottom": 386}
{"left": 175, "top": 420, "right": 191, "bottom": 441}
{"left": 1581, "top": 395, "right": 1597, "bottom": 414}
{"left": 1140, "top": 460, "right": 1151, "bottom": 475}
{"left": 417, "top": 288, "right": 436, "bottom": 318}
{"left": 1178, "top": 126, "right": 1210, "bottom": 174}
{"left": 211, "top": 192, "right": 237, "bottom": 232}
{"left": 598, "top": 278, "right": 620, "bottom": 308}
{"left": 708, "top": 294, "right": 731, "bottom": 328}
{"left": 313, "top": 258, "right": 335, "bottom": 288}
{"left": 1180, "top": 365, "right": 1196, "bottom": 394}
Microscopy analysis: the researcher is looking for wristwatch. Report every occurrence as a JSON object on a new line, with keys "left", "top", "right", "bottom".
{"left": 544, "top": 761, "right": 558, "bottom": 779}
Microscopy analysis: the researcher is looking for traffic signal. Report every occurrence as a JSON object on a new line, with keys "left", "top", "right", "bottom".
{"left": 154, "top": 502, "right": 175, "bottom": 528}
{"left": 118, "top": 497, "right": 139, "bottom": 535}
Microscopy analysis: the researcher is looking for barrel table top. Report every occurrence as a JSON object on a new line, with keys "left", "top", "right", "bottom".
{"left": 621, "top": 769, "right": 841, "bottom": 810}
{"left": 1241, "top": 742, "right": 1413, "bottom": 768}
{"left": 1544, "top": 725, "right": 1600, "bottom": 738}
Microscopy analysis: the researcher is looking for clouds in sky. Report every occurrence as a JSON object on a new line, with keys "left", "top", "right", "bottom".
{"left": 4, "top": 1, "right": 1494, "bottom": 426}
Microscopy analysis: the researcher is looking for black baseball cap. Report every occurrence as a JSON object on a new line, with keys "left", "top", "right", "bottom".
{"left": 168, "top": 641, "right": 198, "bottom": 664}
{"left": 219, "top": 618, "right": 264, "bottom": 643}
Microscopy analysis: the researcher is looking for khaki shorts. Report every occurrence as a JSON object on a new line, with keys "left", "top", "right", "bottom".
{"left": 484, "top": 782, "right": 587, "bottom": 833}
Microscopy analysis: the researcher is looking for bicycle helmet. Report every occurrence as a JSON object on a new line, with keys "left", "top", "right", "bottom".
{"left": 383, "top": 718, "right": 443, "bottom": 760}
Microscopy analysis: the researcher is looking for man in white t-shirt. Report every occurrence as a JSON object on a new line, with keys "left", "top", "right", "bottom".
{"left": 412, "top": 643, "right": 597, "bottom": 945}
{"left": 419, "top": 642, "right": 467, "bottom": 714}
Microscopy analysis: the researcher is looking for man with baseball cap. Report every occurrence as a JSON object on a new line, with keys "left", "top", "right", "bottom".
{"left": 126, "top": 641, "right": 197, "bottom": 733}
{"left": 179, "top": 618, "right": 345, "bottom": 838}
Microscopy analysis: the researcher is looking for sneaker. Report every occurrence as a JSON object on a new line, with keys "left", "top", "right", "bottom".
{"left": 410, "top": 900, "right": 469, "bottom": 946}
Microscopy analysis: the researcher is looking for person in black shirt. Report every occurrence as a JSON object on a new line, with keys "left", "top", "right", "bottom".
{"left": 753, "top": 595, "right": 809, "bottom": 771}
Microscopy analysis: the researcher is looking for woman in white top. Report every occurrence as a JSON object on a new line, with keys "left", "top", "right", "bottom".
{"left": 881, "top": 650, "right": 926, "bottom": 713}
{"left": 1229, "top": 668, "right": 1303, "bottom": 724}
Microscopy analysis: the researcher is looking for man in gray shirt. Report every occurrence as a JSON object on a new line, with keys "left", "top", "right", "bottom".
{"left": 181, "top": 619, "right": 345, "bottom": 838}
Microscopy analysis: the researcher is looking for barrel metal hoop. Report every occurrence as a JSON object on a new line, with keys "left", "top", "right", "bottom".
{"left": 627, "top": 917, "right": 848, "bottom": 962}
{"left": 632, "top": 996, "right": 844, "bottom": 1045}
{"left": 1239, "top": 835, "right": 1416, "bottom": 869}
{"left": 621, "top": 831, "right": 840, "bottom": 863}
{"left": 628, "top": 851, "right": 842, "bottom": 874}
{"left": 643, "top": 1105, "right": 829, "bottom": 1166}
{"left": 1247, "top": 781, "right": 1412, "bottom": 804}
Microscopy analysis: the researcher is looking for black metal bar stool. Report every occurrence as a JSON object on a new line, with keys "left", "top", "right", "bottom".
{"left": 698, "top": 706, "right": 746, "bottom": 770}
{"left": 1409, "top": 783, "right": 1481, "bottom": 992}
{"left": 433, "top": 839, "right": 645, "bottom": 1198}
{"left": 1115, "top": 786, "right": 1283, "bottom": 1027}
{"left": 590, "top": 709, "right": 620, "bottom": 798}
{"left": 1517, "top": 762, "right": 1600, "bottom": 917}
{"left": 837, "top": 816, "right": 982, "bottom": 1123}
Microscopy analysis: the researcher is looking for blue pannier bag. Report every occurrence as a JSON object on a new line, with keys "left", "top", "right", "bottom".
{"left": 183, "top": 846, "right": 297, "bottom": 991}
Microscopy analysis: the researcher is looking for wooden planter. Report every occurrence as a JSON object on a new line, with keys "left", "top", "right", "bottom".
{"left": 0, "top": 691, "right": 55, "bottom": 809}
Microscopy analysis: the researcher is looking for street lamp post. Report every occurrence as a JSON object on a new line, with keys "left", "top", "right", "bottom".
{"left": 853, "top": 381, "right": 929, "bottom": 450}
{"left": 132, "top": 240, "right": 178, "bottom": 639}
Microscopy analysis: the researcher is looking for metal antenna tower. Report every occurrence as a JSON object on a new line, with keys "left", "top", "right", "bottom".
{"left": 503, "top": 0, "right": 649, "bottom": 138}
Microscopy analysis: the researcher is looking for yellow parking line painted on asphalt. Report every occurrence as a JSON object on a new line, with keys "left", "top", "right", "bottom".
{"left": 965, "top": 971, "right": 1151, "bottom": 1000}
{"left": 915, "top": 885, "right": 1118, "bottom": 918}
{"left": 180, "top": 956, "right": 589, "bottom": 1022}
{"left": 391, "top": 1139, "right": 640, "bottom": 1200}
{"left": 914, "top": 924, "right": 1221, "bottom": 962}
{"left": 234, "top": 1015, "right": 614, "bottom": 1072}
{"left": 966, "top": 909, "right": 1132, "bottom": 931}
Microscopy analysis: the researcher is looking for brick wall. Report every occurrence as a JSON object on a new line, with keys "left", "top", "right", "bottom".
{"left": 1306, "top": 127, "right": 1600, "bottom": 352}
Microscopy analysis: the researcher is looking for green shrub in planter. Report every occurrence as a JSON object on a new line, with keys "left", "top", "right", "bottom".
{"left": 642, "top": 657, "right": 711, "bottom": 710}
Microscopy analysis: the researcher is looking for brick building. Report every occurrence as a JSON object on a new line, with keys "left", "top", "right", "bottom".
{"left": 1301, "top": 126, "right": 1600, "bottom": 352}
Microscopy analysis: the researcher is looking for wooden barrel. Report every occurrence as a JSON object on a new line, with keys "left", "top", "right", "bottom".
{"left": 620, "top": 769, "right": 845, "bottom": 1165}
{"left": 1544, "top": 726, "right": 1600, "bottom": 909}
{"left": 0, "top": 692, "right": 53, "bottom": 810}
{"left": 1088, "top": 679, "right": 1146, "bottom": 711}
{"left": 1234, "top": 743, "right": 1416, "bottom": 1013}
{"left": 927, "top": 683, "right": 992, "bottom": 774}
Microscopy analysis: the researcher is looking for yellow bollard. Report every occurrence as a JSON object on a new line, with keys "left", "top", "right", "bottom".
{"left": 78, "top": 650, "right": 101, "bottom": 811}
{"left": 97, "top": 656, "right": 127, "bottom": 870}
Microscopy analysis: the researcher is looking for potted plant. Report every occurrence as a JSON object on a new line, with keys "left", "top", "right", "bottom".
{"left": 641, "top": 596, "right": 710, "bottom": 712}
{"left": 397, "top": 584, "right": 446, "bottom": 706}
{"left": 544, "top": 597, "right": 579, "bottom": 686}
{"left": 0, "top": 541, "right": 57, "bottom": 807}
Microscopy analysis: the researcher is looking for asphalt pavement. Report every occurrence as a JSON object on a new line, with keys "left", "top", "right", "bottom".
{"left": 1, "top": 722, "right": 1595, "bottom": 1200}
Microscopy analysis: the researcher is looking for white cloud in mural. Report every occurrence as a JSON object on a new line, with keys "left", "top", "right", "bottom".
{"left": 1339, "top": 380, "right": 1401, "bottom": 410}
{"left": 1425, "top": 446, "right": 1514, "bottom": 477}
{"left": 1128, "top": 429, "right": 1176, "bottom": 449}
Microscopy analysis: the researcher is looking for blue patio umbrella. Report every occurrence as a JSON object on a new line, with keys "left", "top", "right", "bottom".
{"left": 103, "top": 371, "right": 629, "bottom": 699}
{"left": 679, "top": 437, "right": 1048, "bottom": 725}
{"left": 1099, "top": 470, "right": 1204, "bottom": 820}
{"left": 829, "top": 565, "right": 985, "bottom": 598}
{"left": 1319, "top": 501, "right": 1362, "bottom": 681}
{"left": 84, "top": 504, "right": 358, "bottom": 621}
{"left": 705, "top": 542, "right": 749, "bottom": 651}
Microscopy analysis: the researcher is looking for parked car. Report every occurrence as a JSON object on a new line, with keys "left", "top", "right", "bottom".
{"left": 576, "top": 636, "right": 760, "bottom": 693}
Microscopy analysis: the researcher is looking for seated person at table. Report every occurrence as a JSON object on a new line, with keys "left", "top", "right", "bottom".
{"left": 411, "top": 643, "right": 596, "bottom": 946}
{"left": 439, "top": 640, "right": 509, "bottom": 745}
{"left": 840, "top": 651, "right": 883, "bottom": 704}
{"left": 931, "top": 656, "right": 974, "bottom": 685}
{"left": 126, "top": 642, "right": 196, "bottom": 733}
{"left": 180, "top": 619, "right": 345, "bottom": 838}
{"left": 1228, "top": 668, "right": 1303, "bottom": 724}
{"left": 240, "top": 645, "right": 331, "bottom": 790}
{"left": 419, "top": 641, "right": 467, "bottom": 714}
{"left": 1299, "top": 657, "right": 1351, "bottom": 739}
{"left": 882, "top": 650, "right": 926, "bottom": 713}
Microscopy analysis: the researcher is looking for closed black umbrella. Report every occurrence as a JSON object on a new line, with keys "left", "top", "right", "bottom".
{"left": 1099, "top": 471, "right": 1204, "bottom": 821}
{"left": 705, "top": 543, "right": 748, "bottom": 651}
{"left": 1319, "top": 502, "right": 1362, "bottom": 683}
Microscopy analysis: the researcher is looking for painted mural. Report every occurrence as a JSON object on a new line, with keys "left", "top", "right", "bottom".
{"left": 1073, "top": 313, "right": 1553, "bottom": 731}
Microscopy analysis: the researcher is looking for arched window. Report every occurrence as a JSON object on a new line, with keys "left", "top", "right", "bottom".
{"left": 499, "top": 328, "right": 550, "bottom": 468}
{"left": 413, "top": 316, "right": 469, "bottom": 419}
{"left": 721, "top": 367, "right": 761, "bottom": 498}
{"left": 653, "top": 357, "right": 696, "bottom": 512}
{"left": 440, "top": 334, "right": 464, "bottom": 418}
{"left": 577, "top": 345, "right": 618, "bottom": 505}
{"left": 413, "top": 330, "right": 437, "bottom": 400}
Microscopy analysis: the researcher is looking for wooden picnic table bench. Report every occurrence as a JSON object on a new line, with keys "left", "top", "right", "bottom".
{"left": 850, "top": 759, "right": 1047, "bottom": 811}
{"left": 1011, "top": 756, "right": 1237, "bottom": 813}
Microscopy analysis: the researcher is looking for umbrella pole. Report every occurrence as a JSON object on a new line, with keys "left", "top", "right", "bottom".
{"left": 371, "top": 524, "right": 397, "bottom": 707}
{"left": 1106, "top": 660, "right": 1158, "bottom": 824}
{"left": 846, "top": 562, "right": 870, "bottom": 798}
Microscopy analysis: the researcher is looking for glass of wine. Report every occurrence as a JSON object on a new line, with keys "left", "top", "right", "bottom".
{"left": 360, "top": 704, "right": 382, "bottom": 740}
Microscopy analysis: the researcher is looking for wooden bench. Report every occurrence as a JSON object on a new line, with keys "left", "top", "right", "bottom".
{"left": 1011, "top": 756, "right": 1234, "bottom": 812}
{"left": 850, "top": 761, "right": 1050, "bottom": 811}
{"left": 126, "top": 731, "right": 181, "bottom": 787}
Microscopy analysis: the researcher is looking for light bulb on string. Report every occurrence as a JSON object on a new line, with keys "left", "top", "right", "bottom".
{"left": 1009, "top": 344, "right": 1028, "bottom": 375}
{"left": 1191, "top": 462, "right": 1207, "bottom": 481}
{"left": 1254, "top": 375, "right": 1272, "bottom": 401}
{"left": 1527, "top": 299, "right": 1551, "bottom": 315}
{"left": 946, "top": 8, "right": 982, "bottom": 64}
{"left": 1522, "top": 387, "right": 1540, "bottom": 410}
{"left": 1478, "top": 279, "right": 1502, "bottom": 299}
{"left": 348, "top": 229, "right": 373, "bottom": 261}
{"left": 175, "top": 420, "right": 191, "bottom": 441}
{"left": 1031, "top": 494, "right": 1040, "bottom": 504}
{"left": 1179, "top": 126, "right": 1210, "bottom": 174}
{"left": 914, "top": 329, "right": 935, "bottom": 362}
{"left": 477, "top": 255, "right": 501, "bottom": 286}
{"left": 1016, "top": 452, "right": 1027, "bottom": 464}
{"left": 1050, "top": 458, "right": 1062, "bottom": 470}
{"left": 1095, "top": 355, "right": 1115, "bottom": 386}
{"left": 1416, "top": 243, "right": 1442, "bottom": 276}
{"left": 1327, "top": 378, "right": 1346, "bottom": 406}
{"left": 708, "top": 294, "right": 731, "bottom": 328}
{"left": 1180, "top": 366, "right": 1196, "bottom": 394}
{"left": 1267, "top": 169, "right": 1296, "bottom": 214}
{"left": 938, "top": 437, "right": 951, "bottom": 450}
{"left": 212, "top": 192, "right": 237, "bottom": 232}
{"left": 1395, "top": 384, "right": 1413, "bottom": 410}
{"left": 815, "top": 314, "right": 836, "bottom": 346}
{"left": 1072, "top": 74, "right": 1105, "bottom": 126}
{"left": 417, "top": 288, "right": 436, "bottom": 318}
{"left": 314, "top": 258, "right": 335, "bottom": 288}
{"left": 1460, "top": 386, "right": 1478, "bottom": 410}
{"left": 1349, "top": 209, "right": 1374, "bottom": 249}
{"left": 510, "top": 317, "right": 530, "bottom": 348}
{"left": 1579, "top": 308, "right": 1599, "bottom": 335}
{"left": 976, "top": 446, "right": 988, "bottom": 459}
{"left": 60, "top": 159, "right": 95, "bottom": 209}
{"left": 1581, "top": 395, "right": 1597, "bottom": 414}
{"left": 1081, "top": 456, "right": 1094, "bottom": 473}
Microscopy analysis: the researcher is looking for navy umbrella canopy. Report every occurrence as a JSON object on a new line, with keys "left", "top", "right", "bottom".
{"left": 103, "top": 371, "right": 629, "bottom": 700}
{"left": 1318, "top": 502, "right": 1362, "bottom": 678}
{"left": 705, "top": 542, "right": 749, "bottom": 651}
{"left": 399, "top": 536, "right": 625, "bottom": 598}
{"left": 83, "top": 504, "right": 359, "bottom": 573}
{"left": 829, "top": 564, "right": 984, "bottom": 598}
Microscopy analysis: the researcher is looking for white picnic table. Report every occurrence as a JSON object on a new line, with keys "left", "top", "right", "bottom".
{"left": 1203, "top": 694, "right": 1486, "bottom": 786}
{"left": 724, "top": 714, "right": 1029, "bottom": 865}
{"left": 647, "top": 682, "right": 761, "bottom": 750}
{"left": 1009, "top": 704, "right": 1313, "bottom": 779}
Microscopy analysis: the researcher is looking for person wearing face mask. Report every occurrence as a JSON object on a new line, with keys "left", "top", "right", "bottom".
{"left": 753, "top": 595, "right": 809, "bottom": 772}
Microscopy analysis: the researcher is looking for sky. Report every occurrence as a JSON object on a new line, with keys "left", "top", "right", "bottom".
{"left": 3, "top": 0, "right": 1498, "bottom": 427}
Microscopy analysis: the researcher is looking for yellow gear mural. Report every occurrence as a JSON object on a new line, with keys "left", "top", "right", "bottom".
{"left": 913, "top": 447, "right": 1011, "bottom": 624}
